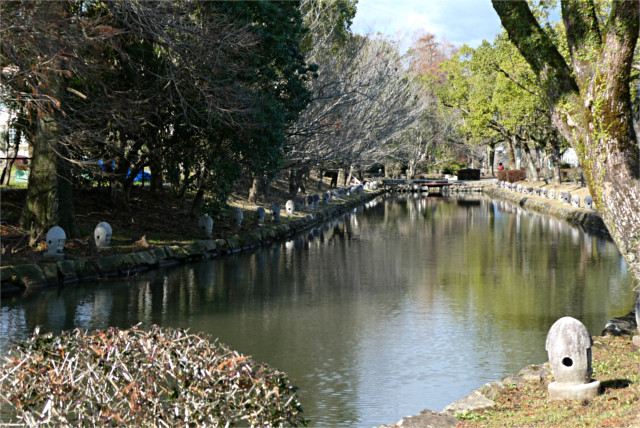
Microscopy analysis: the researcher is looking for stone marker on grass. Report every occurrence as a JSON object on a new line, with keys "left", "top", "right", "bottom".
{"left": 94, "top": 222, "right": 112, "bottom": 249}
{"left": 546, "top": 317, "right": 600, "bottom": 400}
{"left": 270, "top": 203, "right": 281, "bottom": 223}
{"left": 45, "top": 226, "right": 66, "bottom": 258}
{"left": 198, "top": 215, "right": 213, "bottom": 238}
{"left": 322, "top": 192, "right": 330, "bottom": 205}
{"left": 571, "top": 194, "right": 580, "bottom": 208}
{"left": 230, "top": 208, "right": 243, "bottom": 230}
{"left": 285, "top": 200, "right": 295, "bottom": 216}
{"left": 584, "top": 195, "right": 594, "bottom": 210}
{"left": 256, "top": 207, "right": 266, "bottom": 226}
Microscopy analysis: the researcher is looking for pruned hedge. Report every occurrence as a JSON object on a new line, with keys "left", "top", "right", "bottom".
{"left": 0, "top": 325, "right": 306, "bottom": 427}
{"left": 456, "top": 168, "right": 480, "bottom": 180}
{"left": 497, "top": 169, "right": 526, "bottom": 183}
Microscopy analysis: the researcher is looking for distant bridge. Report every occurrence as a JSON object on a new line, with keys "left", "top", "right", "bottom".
{"left": 380, "top": 179, "right": 454, "bottom": 195}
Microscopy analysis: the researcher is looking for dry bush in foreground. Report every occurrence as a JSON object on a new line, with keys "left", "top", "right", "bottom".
{"left": 0, "top": 325, "right": 306, "bottom": 427}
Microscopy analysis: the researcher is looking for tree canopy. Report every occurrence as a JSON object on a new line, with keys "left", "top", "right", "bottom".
{"left": 492, "top": 0, "right": 640, "bottom": 282}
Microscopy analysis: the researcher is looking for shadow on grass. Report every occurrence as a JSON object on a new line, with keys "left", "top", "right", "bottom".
{"left": 600, "top": 379, "right": 633, "bottom": 391}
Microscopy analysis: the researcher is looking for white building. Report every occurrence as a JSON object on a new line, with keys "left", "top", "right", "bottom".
{"left": 561, "top": 148, "right": 580, "bottom": 167}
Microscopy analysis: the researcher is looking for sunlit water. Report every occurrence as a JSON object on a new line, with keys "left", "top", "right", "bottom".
{"left": 1, "top": 195, "right": 635, "bottom": 426}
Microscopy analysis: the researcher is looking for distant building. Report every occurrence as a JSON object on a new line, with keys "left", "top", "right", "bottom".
{"left": 0, "top": 105, "right": 29, "bottom": 160}
{"left": 561, "top": 148, "right": 579, "bottom": 167}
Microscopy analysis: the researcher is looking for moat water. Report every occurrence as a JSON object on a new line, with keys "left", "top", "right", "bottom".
{"left": 1, "top": 195, "right": 635, "bottom": 426}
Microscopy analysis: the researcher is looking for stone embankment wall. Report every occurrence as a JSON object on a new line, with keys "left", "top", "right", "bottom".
{"left": 482, "top": 184, "right": 607, "bottom": 233}
{"left": 1, "top": 190, "right": 384, "bottom": 296}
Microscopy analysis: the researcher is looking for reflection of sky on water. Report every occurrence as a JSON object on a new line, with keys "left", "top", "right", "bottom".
{"left": 1, "top": 195, "right": 635, "bottom": 426}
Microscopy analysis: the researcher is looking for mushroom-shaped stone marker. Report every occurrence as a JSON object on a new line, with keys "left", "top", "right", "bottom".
{"left": 45, "top": 226, "right": 66, "bottom": 257}
{"left": 285, "top": 200, "right": 295, "bottom": 215}
{"left": 94, "top": 222, "right": 112, "bottom": 249}
{"left": 546, "top": 316, "right": 600, "bottom": 400}
{"left": 550, "top": 189, "right": 556, "bottom": 200}
{"left": 571, "top": 194, "right": 580, "bottom": 207}
{"left": 198, "top": 214, "right": 213, "bottom": 238}
{"left": 322, "top": 192, "right": 330, "bottom": 205}
{"left": 270, "top": 203, "right": 281, "bottom": 223}
{"left": 230, "top": 208, "right": 243, "bottom": 230}
{"left": 256, "top": 207, "right": 266, "bottom": 226}
{"left": 584, "top": 195, "right": 593, "bottom": 210}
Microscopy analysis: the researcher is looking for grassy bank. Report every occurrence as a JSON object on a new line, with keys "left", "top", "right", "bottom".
{"left": 1, "top": 173, "right": 340, "bottom": 267}
{"left": 457, "top": 335, "right": 640, "bottom": 427}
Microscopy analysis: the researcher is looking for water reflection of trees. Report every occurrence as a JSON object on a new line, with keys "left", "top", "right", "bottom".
{"left": 2, "top": 194, "right": 633, "bottom": 357}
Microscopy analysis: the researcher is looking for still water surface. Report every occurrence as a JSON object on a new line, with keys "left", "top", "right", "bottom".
{"left": 1, "top": 195, "right": 635, "bottom": 426}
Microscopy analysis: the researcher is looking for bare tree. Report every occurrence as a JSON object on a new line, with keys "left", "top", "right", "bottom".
{"left": 288, "top": 35, "right": 430, "bottom": 178}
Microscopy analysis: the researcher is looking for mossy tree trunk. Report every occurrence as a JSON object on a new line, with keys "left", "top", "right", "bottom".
{"left": 522, "top": 140, "right": 539, "bottom": 181}
{"left": 506, "top": 136, "right": 517, "bottom": 169}
{"left": 21, "top": 96, "right": 78, "bottom": 240}
{"left": 248, "top": 176, "right": 259, "bottom": 203}
{"left": 20, "top": 19, "right": 79, "bottom": 242}
{"left": 493, "top": 0, "right": 640, "bottom": 281}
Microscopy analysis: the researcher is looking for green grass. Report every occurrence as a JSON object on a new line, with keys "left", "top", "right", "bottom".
{"left": 457, "top": 336, "right": 640, "bottom": 427}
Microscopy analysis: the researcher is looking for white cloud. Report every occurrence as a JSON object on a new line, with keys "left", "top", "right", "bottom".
{"left": 351, "top": 0, "right": 503, "bottom": 48}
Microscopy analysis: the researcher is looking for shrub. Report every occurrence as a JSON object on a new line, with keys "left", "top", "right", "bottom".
{"left": 497, "top": 169, "right": 526, "bottom": 183}
{"left": 0, "top": 325, "right": 307, "bottom": 427}
{"left": 506, "top": 169, "right": 526, "bottom": 183}
{"left": 567, "top": 167, "right": 583, "bottom": 183}
{"left": 456, "top": 168, "right": 480, "bottom": 180}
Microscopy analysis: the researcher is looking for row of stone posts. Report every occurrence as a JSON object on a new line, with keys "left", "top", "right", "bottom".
{"left": 196, "top": 183, "right": 377, "bottom": 239}
{"left": 47, "top": 183, "right": 379, "bottom": 252}
{"left": 495, "top": 180, "right": 594, "bottom": 210}
{"left": 45, "top": 222, "right": 113, "bottom": 258}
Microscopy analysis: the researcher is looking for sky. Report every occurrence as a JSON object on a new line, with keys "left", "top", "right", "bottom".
{"left": 351, "top": 0, "right": 504, "bottom": 48}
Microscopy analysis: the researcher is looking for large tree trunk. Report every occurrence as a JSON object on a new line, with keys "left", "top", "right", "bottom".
{"left": 190, "top": 168, "right": 209, "bottom": 217}
{"left": 487, "top": 144, "right": 495, "bottom": 176}
{"left": 248, "top": 176, "right": 259, "bottom": 203}
{"left": 506, "top": 136, "right": 516, "bottom": 169}
{"left": 288, "top": 168, "right": 296, "bottom": 195}
{"left": 21, "top": 99, "right": 78, "bottom": 240}
{"left": 550, "top": 144, "right": 562, "bottom": 184}
{"left": 522, "top": 140, "right": 539, "bottom": 181}
{"left": 149, "top": 148, "right": 164, "bottom": 197}
{"left": 345, "top": 165, "right": 354, "bottom": 185}
{"left": 262, "top": 175, "right": 271, "bottom": 197}
{"left": 110, "top": 162, "right": 132, "bottom": 210}
{"left": 20, "top": 8, "right": 79, "bottom": 241}
{"left": 493, "top": 0, "right": 640, "bottom": 281}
